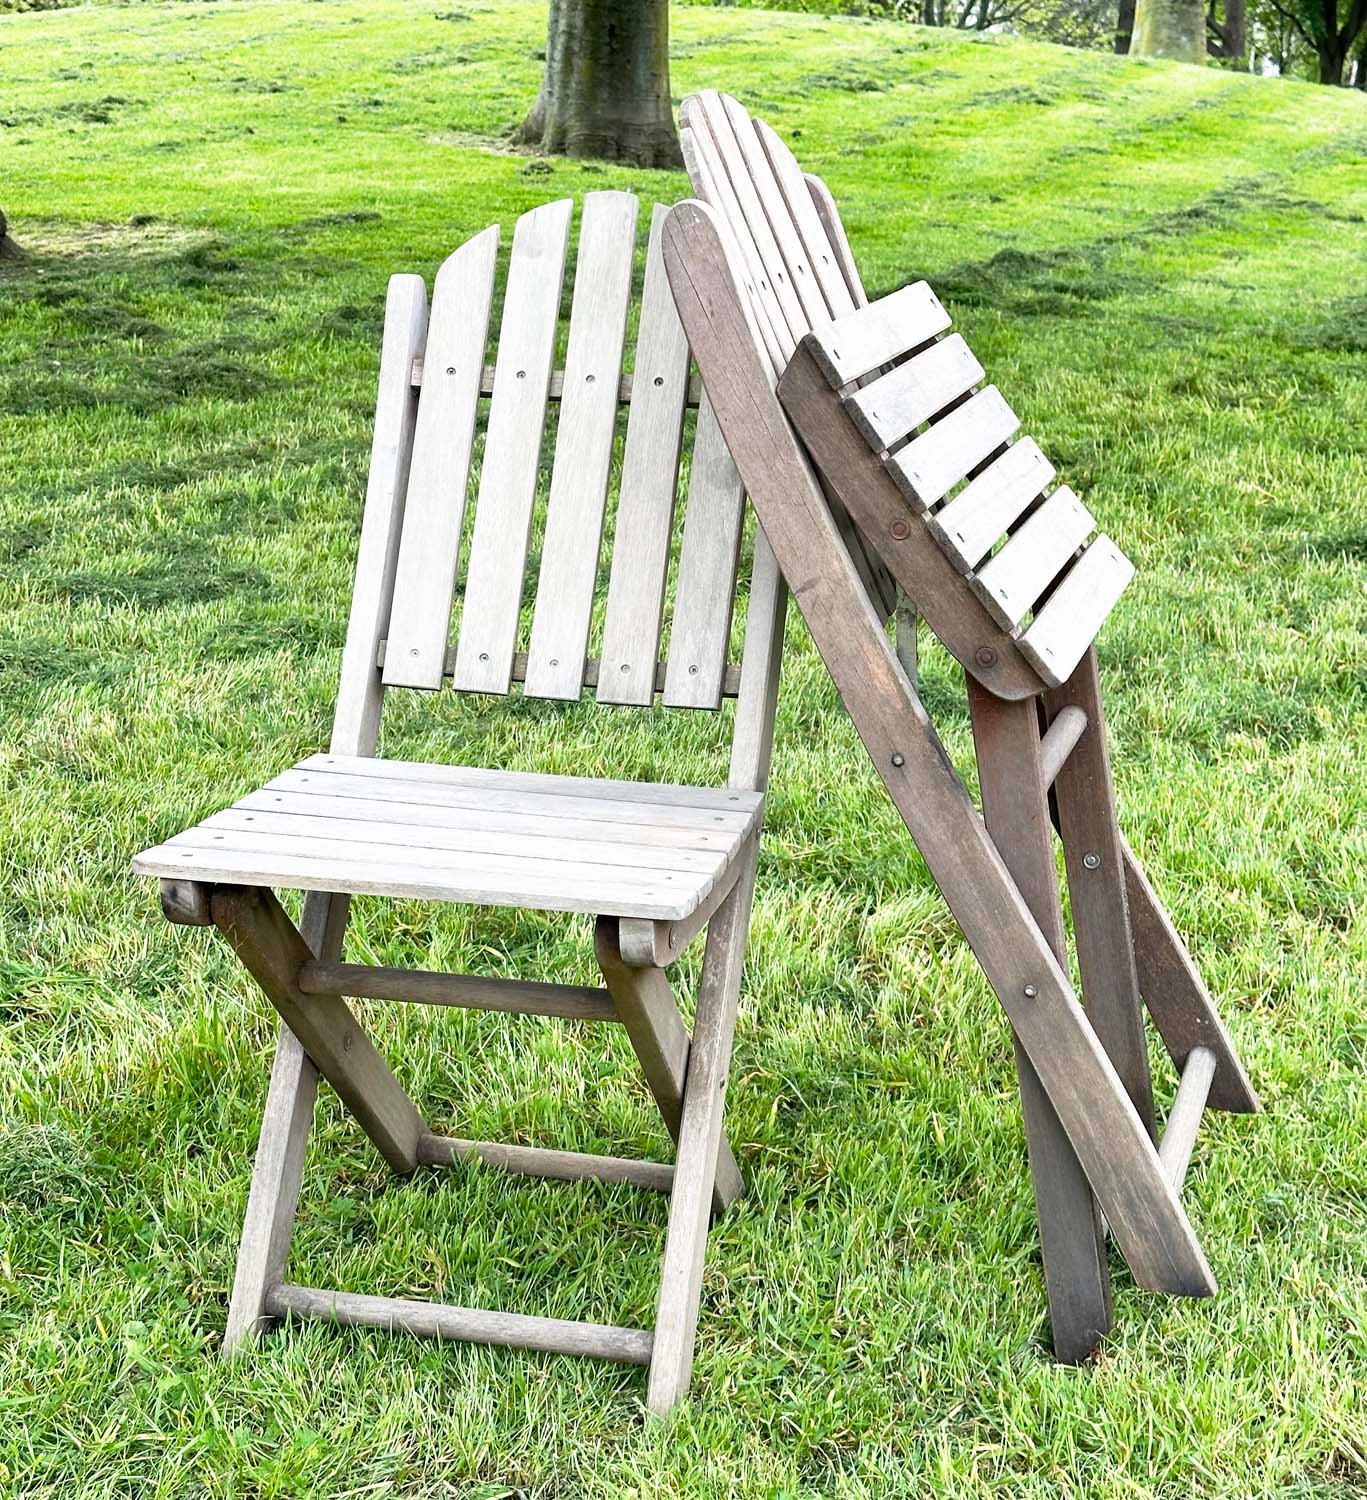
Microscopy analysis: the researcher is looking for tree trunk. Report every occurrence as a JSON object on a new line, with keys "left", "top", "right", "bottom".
{"left": 0, "top": 208, "right": 18, "bottom": 261}
{"left": 1206, "top": 0, "right": 1246, "bottom": 58}
{"left": 1115, "top": 0, "right": 1137, "bottom": 51}
{"left": 1130, "top": 0, "right": 1207, "bottom": 61}
{"left": 516, "top": 0, "right": 681, "bottom": 169}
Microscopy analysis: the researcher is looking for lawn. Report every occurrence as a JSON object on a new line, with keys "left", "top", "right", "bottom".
{"left": 2, "top": 1, "right": 1366, "bottom": 1494}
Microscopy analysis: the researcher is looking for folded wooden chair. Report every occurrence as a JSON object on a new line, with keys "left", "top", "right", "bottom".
{"left": 133, "top": 191, "right": 791, "bottom": 1415}
{"left": 666, "top": 91, "right": 1259, "bottom": 1362}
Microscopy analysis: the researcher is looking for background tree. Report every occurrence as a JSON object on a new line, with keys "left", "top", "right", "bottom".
{"left": 1130, "top": 0, "right": 1209, "bottom": 57}
{"left": 517, "top": 0, "right": 682, "bottom": 168}
{"left": 1207, "top": 0, "right": 1248, "bottom": 56}
{"left": 1260, "top": 0, "right": 1367, "bottom": 79}
{"left": 0, "top": 208, "right": 17, "bottom": 261}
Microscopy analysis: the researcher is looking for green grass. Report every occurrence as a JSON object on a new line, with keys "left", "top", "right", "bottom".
{"left": 2, "top": 2, "right": 1366, "bottom": 1494}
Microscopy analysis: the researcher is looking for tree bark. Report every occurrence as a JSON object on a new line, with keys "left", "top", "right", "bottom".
{"left": 516, "top": 0, "right": 682, "bottom": 169}
{"left": 1116, "top": 0, "right": 1137, "bottom": 51}
{"left": 1206, "top": 0, "right": 1246, "bottom": 58}
{"left": 0, "top": 208, "right": 18, "bottom": 261}
{"left": 1131, "top": 0, "right": 1208, "bottom": 60}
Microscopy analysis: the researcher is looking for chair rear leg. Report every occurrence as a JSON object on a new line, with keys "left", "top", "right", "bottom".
{"left": 968, "top": 681, "right": 1112, "bottom": 1361}
{"left": 645, "top": 850, "right": 758, "bottom": 1417}
{"left": 596, "top": 919, "right": 743, "bottom": 1214}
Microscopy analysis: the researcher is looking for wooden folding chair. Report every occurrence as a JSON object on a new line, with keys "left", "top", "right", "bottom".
{"left": 666, "top": 91, "right": 1259, "bottom": 1362}
{"left": 133, "top": 191, "right": 790, "bottom": 1416}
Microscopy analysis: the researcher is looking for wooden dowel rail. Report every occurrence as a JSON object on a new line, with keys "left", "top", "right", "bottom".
{"left": 1157, "top": 1046, "right": 1217, "bottom": 1193}
{"left": 265, "top": 1284, "right": 654, "bottom": 1365}
{"left": 297, "top": 960, "right": 619, "bottom": 1022}
{"left": 1038, "top": 705, "right": 1088, "bottom": 789}
{"left": 417, "top": 1133, "right": 675, "bottom": 1192}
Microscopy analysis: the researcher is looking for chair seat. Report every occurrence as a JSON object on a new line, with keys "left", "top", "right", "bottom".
{"left": 133, "top": 754, "right": 763, "bottom": 922}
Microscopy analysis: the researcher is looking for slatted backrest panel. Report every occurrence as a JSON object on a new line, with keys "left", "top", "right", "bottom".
{"left": 377, "top": 192, "right": 751, "bottom": 714}
{"left": 679, "top": 90, "right": 896, "bottom": 621}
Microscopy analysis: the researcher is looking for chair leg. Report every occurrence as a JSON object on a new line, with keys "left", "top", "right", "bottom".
{"left": 645, "top": 849, "right": 758, "bottom": 1417}
{"left": 968, "top": 681, "right": 1112, "bottom": 1362}
{"left": 596, "top": 919, "right": 744, "bottom": 1214}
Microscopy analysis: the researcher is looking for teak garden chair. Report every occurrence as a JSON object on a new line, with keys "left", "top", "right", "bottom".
{"left": 666, "top": 90, "right": 1259, "bottom": 1363}
{"left": 134, "top": 191, "right": 791, "bottom": 1415}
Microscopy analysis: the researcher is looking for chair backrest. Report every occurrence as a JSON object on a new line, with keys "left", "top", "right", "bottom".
{"left": 678, "top": 90, "right": 896, "bottom": 620}
{"left": 328, "top": 191, "right": 788, "bottom": 794}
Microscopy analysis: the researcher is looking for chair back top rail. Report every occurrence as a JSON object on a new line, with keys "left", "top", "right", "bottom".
{"left": 371, "top": 191, "right": 756, "bottom": 719}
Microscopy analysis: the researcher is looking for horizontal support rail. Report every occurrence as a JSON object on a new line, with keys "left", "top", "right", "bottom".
{"left": 266, "top": 1284, "right": 653, "bottom": 1365}
{"left": 297, "top": 961, "right": 618, "bottom": 1022}
{"left": 375, "top": 644, "right": 743, "bottom": 700}
{"left": 1038, "top": 705, "right": 1088, "bottom": 788}
{"left": 411, "top": 357, "right": 704, "bottom": 410}
{"left": 1157, "top": 1046, "right": 1217, "bottom": 1193}
{"left": 418, "top": 1133, "right": 674, "bottom": 1192}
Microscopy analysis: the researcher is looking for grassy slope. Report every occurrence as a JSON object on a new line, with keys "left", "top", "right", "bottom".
{"left": 1, "top": 3, "right": 1366, "bottom": 1495}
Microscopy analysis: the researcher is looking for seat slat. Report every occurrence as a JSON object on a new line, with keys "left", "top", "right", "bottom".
{"left": 203, "top": 807, "right": 727, "bottom": 877}
{"left": 596, "top": 206, "right": 693, "bottom": 706}
{"left": 805, "top": 282, "right": 952, "bottom": 391}
{"left": 523, "top": 192, "right": 639, "bottom": 701}
{"left": 973, "top": 486, "right": 1095, "bottom": 630}
{"left": 754, "top": 116, "right": 858, "bottom": 318}
{"left": 381, "top": 227, "right": 499, "bottom": 689}
{"left": 884, "top": 386, "right": 1019, "bottom": 511}
{"left": 452, "top": 199, "right": 573, "bottom": 695}
{"left": 844, "top": 334, "right": 985, "bottom": 453}
{"left": 237, "top": 788, "right": 738, "bottom": 853}
{"left": 1017, "top": 536, "right": 1135, "bottom": 687}
{"left": 297, "top": 754, "right": 762, "bottom": 816}
{"left": 926, "top": 438, "right": 1056, "bottom": 573}
{"left": 663, "top": 394, "right": 746, "bottom": 709}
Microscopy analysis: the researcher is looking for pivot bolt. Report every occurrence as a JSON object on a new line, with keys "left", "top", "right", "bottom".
{"left": 1083, "top": 852, "right": 1101, "bottom": 870}
{"left": 890, "top": 519, "right": 910, "bottom": 540}
{"left": 890, "top": 752, "right": 905, "bottom": 767}
{"left": 1023, "top": 984, "right": 1038, "bottom": 999}
{"left": 975, "top": 647, "right": 997, "bottom": 668}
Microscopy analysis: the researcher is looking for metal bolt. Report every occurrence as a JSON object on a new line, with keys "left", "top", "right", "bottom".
{"left": 975, "top": 647, "right": 997, "bottom": 668}
{"left": 444, "top": 365, "right": 456, "bottom": 376}
{"left": 620, "top": 662, "right": 629, "bottom": 672}
{"left": 1083, "top": 852, "right": 1101, "bottom": 870}
{"left": 516, "top": 369, "right": 526, "bottom": 379}
{"left": 653, "top": 375, "right": 664, "bottom": 387}
{"left": 585, "top": 373, "right": 596, "bottom": 383}
{"left": 409, "top": 647, "right": 419, "bottom": 657}
{"left": 890, "top": 519, "right": 910, "bottom": 540}
{"left": 1023, "top": 984, "right": 1038, "bottom": 999}
{"left": 688, "top": 664, "right": 698, "bottom": 675}
{"left": 890, "top": 751, "right": 905, "bottom": 767}
{"left": 478, "top": 652, "right": 489, "bottom": 662}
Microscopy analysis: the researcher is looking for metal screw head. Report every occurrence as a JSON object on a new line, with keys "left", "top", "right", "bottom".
{"left": 975, "top": 647, "right": 997, "bottom": 668}
{"left": 1083, "top": 852, "right": 1101, "bottom": 870}
{"left": 890, "top": 519, "right": 910, "bottom": 540}
{"left": 444, "top": 365, "right": 456, "bottom": 376}
{"left": 890, "top": 751, "right": 905, "bottom": 767}
{"left": 1023, "top": 984, "right": 1039, "bottom": 999}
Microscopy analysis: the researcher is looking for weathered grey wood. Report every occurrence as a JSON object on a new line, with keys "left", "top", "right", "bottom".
{"left": 331, "top": 274, "right": 428, "bottom": 752}
{"left": 1121, "top": 835, "right": 1259, "bottom": 1114}
{"left": 753, "top": 120, "right": 857, "bottom": 318}
{"left": 803, "top": 282, "right": 951, "bottom": 390}
{"left": 524, "top": 192, "right": 639, "bottom": 701}
{"left": 381, "top": 226, "right": 499, "bottom": 690}
{"left": 884, "top": 387, "right": 1019, "bottom": 512}
{"left": 410, "top": 357, "right": 704, "bottom": 408}
{"left": 267, "top": 1285, "right": 653, "bottom": 1365}
{"left": 968, "top": 679, "right": 1112, "bottom": 1364}
{"left": 800, "top": 168, "right": 864, "bottom": 315}
{"left": 234, "top": 785, "right": 741, "bottom": 855}
{"left": 453, "top": 199, "right": 573, "bottom": 695}
{"left": 928, "top": 438, "right": 1056, "bottom": 575}
{"left": 1046, "top": 650, "right": 1156, "bottom": 1137}
{"left": 1158, "top": 1046, "right": 1216, "bottom": 1192}
{"left": 662, "top": 394, "right": 746, "bottom": 709}
{"left": 844, "top": 335, "right": 985, "bottom": 453}
{"left": 617, "top": 842, "right": 749, "bottom": 968}
{"left": 297, "top": 960, "right": 618, "bottom": 1022}
{"left": 159, "top": 877, "right": 214, "bottom": 926}
{"left": 595, "top": 919, "right": 743, "bottom": 1215}
{"left": 418, "top": 1133, "right": 674, "bottom": 1193}
{"left": 666, "top": 197, "right": 1213, "bottom": 1297}
{"left": 778, "top": 341, "right": 1045, "bottom": 702}
{"left": 1038, "top": 704, "right": 1088, "bottom": 788}
{"left": 596, "top": 206, "right": 694, "bottom": 706}
{"left": 378, "top": 642, "right": 743, "bottom": 701}
{"left": 1018, "top": 537, "right": 1134, "bottom": 689}
{"left": 646, "top": 847, "right": 759, "bottom": 1415}
{"left": 720, "top": 93, "right": 830, "bottom": 327}
{"left": 974, "top": 486, "right": 1095, "bottom": 631}
{"left": 211, "top": 885, "right": 424, "bottom": 1172}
